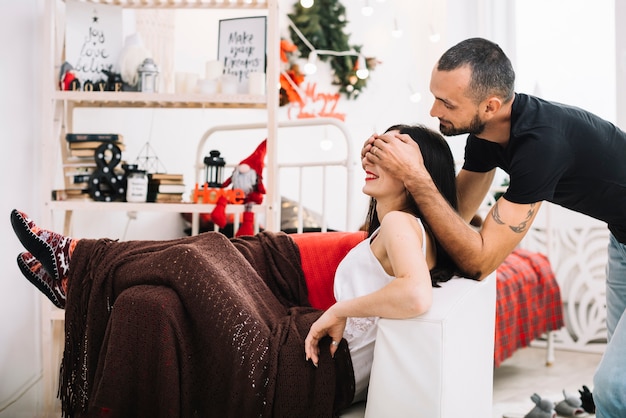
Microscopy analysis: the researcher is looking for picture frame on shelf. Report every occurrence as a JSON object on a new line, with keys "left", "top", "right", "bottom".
{"left": 64, "top": 0, "right": 123, "bottom": 84}
{"left": 218, "top": 16, "right": 267, "bottom": 94}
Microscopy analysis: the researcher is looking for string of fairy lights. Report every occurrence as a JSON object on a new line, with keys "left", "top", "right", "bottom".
{"left": 286, "top": 16, "right": 369, "bottom": 79}
{"left": 293, "top": 0, "right": 441, "bottom": 103}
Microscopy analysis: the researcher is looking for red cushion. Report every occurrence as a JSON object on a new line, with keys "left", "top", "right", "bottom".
{"left": 291, "top": 231, "right": 367, "bottom": 310}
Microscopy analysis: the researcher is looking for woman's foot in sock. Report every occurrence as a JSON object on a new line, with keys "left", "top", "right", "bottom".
{"left": 17, "top": 252, "right": 66, "bottom": 309}
{"left": 10, "top": 209, "right": 75, "bottom": 281}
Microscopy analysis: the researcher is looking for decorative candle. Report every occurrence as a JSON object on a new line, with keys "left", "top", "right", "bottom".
{"left": 198, "top": 78, "right": 218, "bottom": 94}
{"left": 205, "top": 60, "right": 224, "bottom": 81}
{"left": 175, "top": 72, "right": 187, "bottom": 94}
{"left": 220, "top": 74, "right": 238, "bottom": 95}
{"left": 185, "top": 73, "right": 199, "bottom": 94}
{"left": 248, "top": 72, "right": 265, "bottom": 95}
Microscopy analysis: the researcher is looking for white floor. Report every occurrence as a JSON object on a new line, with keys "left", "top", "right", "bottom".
{"left": 493, "top": 346, "right": 602, "bottom": 418}
{"left": 1, "top": 347, "right": 603, "bottom": 417}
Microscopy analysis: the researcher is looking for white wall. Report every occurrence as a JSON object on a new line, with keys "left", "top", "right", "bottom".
{"left": 0, "top": 0, "right": 621, "bottom": 414}
{"left": 0, "top": 0, "right": 44, "bottom": 413}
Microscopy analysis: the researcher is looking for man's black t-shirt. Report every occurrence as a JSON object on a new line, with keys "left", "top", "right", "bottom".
{"left": 462, "top": 93, "right": 626, "bottom": 243}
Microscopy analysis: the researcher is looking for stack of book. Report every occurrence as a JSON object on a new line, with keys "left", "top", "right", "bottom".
{"left": 57, "top": 133, "right": 126, "bottom": 200}
{"left": 66, "top": 133, "right": 126, "bottom": 158}
{"left": 148, "top": 173, "right": 186, "bottom": 203}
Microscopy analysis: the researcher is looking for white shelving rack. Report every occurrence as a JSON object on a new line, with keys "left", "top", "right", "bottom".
{"left": 39, "top": 0, "right": 280, "bottom": 414}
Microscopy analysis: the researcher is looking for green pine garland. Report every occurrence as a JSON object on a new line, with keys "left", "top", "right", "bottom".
{"left": 288, "top": 0, "right": 372, "bottom": 99}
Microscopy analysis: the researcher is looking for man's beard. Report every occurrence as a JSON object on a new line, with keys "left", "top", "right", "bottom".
{"left": 439, "top": 113, "right": 485, "bottom": 136}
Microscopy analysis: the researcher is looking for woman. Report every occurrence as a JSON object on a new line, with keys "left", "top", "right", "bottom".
{"left": 10, "top": 124, "right": 465, "bottom": 416}
{"left": 305, "top": 124, "right": 462, "bottom": 402}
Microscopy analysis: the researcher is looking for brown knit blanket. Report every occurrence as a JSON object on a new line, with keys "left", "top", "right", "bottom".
{"left": 61, "top": 231, "right": 355, "bottom": 418}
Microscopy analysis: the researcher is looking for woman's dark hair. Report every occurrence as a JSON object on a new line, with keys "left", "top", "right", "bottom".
{"left": 437, "top": 37, "right": 515, "bottom": 104}
{"left": 363, "top": 124, "right": 466, "bottom": 286}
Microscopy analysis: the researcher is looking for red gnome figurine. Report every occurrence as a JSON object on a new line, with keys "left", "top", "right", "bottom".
{"left": 211, "top": 139, "right": 267, "bottom": 236}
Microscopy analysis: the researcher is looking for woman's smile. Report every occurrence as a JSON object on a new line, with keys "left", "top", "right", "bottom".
{"left": 365, "top": 170, "right": 378, "bottom": 181}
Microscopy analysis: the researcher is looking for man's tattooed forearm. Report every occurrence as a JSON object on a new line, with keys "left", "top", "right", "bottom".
{"left": 491, "top": 201, "right": 536, "bottom": 233}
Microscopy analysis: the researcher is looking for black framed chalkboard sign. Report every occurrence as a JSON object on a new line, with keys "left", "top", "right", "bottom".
{"left": 217, "top": 16, "right": 267, "bottom": 94}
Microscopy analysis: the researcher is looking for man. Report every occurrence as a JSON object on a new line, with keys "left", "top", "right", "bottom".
{"left": 364, "top": 37, "right": 626, "bottom": 417}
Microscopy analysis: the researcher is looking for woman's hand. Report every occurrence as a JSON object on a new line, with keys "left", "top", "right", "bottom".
{"left": 304, "top": 307, "right": 346, "bottom": 367}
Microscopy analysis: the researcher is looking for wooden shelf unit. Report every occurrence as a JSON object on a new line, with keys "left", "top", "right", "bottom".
{"left": 39, "top": 0, "right": 280, "bottom": 414}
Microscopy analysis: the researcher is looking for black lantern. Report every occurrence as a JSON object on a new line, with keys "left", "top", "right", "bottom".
{"left": 204, "top": 150, "right": 225, "bottom": 188}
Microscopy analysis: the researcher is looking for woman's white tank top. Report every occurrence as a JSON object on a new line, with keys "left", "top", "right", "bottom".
{"left": 333, "top": 218, "right": 427, "bottom": 401}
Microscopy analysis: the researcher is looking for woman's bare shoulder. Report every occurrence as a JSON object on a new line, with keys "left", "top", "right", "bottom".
{"left": 380, "top": 211, "right": 423, "bottom": 235}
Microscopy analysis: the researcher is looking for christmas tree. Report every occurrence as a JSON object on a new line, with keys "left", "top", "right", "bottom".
{"left": 288, "top": 0, "right": 373, "bottom": 99}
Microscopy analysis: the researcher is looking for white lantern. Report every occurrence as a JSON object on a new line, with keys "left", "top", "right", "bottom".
{"left": 138, "top": 58, "right": 159, "bottom": 93}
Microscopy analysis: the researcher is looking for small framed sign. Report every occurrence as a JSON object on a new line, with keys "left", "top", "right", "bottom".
{"left": 218, "top": 16, "right": 267, "bottom": 94}
{"left": 65, "top": 0, "right": 123, "bottom": 83}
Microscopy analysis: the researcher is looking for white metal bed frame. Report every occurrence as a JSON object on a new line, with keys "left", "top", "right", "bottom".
{"left": 191, "top": 117, "right": 358, "bottom": 235}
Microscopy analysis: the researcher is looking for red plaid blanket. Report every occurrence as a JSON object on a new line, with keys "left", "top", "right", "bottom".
{"left": 494, "top": 248, "right": 564, "bottom": 367}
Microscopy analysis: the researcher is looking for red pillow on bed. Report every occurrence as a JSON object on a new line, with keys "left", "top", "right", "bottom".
{"left": 291, "top": 231, "right": 367, "bottom": 310}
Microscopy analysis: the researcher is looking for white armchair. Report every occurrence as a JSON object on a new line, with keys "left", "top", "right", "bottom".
{"left": 340, "top": 272, "right": 497, "bottom": 418}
